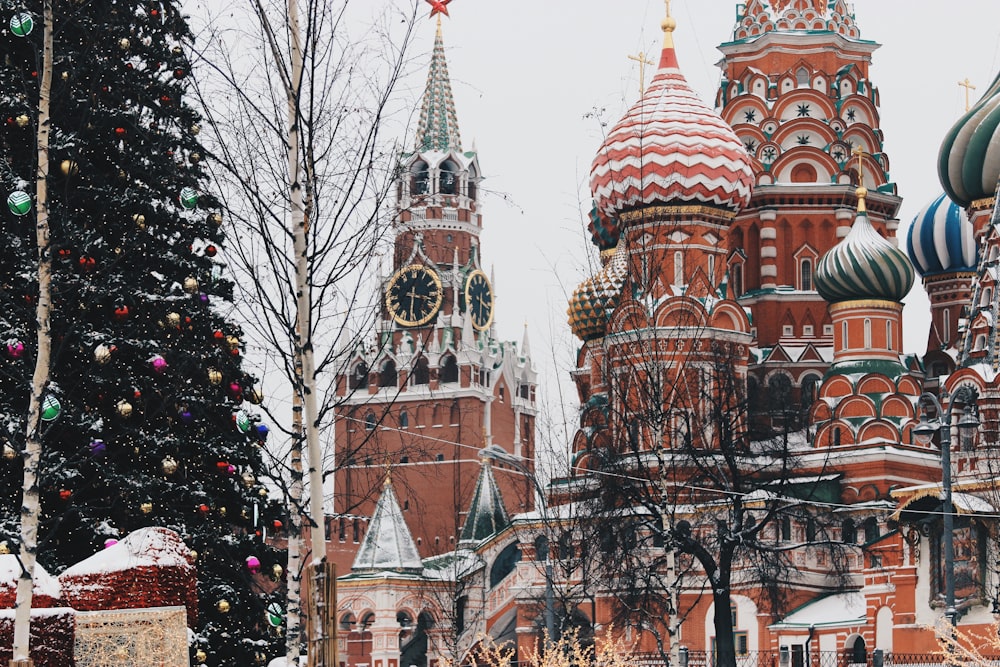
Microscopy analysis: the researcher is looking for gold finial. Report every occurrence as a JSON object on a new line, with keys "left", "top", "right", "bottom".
{"left": 383, "top": 456, "right": 393, "bottom": 487}
{"left": 662, "top": 0, "right": 676, "bottom": 47}
{"left": 959, "top": 78, "right": 977, "bottom": 113}
{"left": 852, "top": 146, "right": 868, "bottom": 213}
{"left": 628, "top": 51, "right": 655, "bottom": 96}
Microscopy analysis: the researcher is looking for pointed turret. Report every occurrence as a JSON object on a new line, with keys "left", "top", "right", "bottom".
{"left": 352, "top": 476, "right": 423, "bottom": 574}
{"left": 416, "top": 19, "right": 462, "bottom": 153}
{"left": 459, "top": 459, "right": 510, "bottom": 546}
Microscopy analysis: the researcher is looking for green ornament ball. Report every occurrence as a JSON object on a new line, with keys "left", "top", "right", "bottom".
{"left": 9, "top": 12, "right": 33, "bottom": 37}
{"left": 179, "top": 187, "right": 198, "bottom": 210}
{"left": 7, "top": 191, "right": 31, "bottom": 216}
{"left": 40, "top": 395, "right": 61, "bottom": 422}
{"left": 266, "top": 602, "right": 283, "bottom": 627}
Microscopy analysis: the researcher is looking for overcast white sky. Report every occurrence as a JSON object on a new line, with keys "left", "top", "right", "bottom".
{"left": 363, "top": 1, "right": 1000, "bottom": 403}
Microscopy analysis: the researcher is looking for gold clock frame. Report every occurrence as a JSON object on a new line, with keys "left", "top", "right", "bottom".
{"left": 464, "top": 268, "right": 495, "bottom": 331}
{"left": 385, "top": 264, "right": 444, "bottom": 327}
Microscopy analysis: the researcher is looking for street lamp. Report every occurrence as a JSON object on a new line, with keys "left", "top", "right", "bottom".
{"left": 913, "top": 389, "right": 979, "bottom": 628}
{"left": 479, "top": 444, "right": 557, "bottom": 649}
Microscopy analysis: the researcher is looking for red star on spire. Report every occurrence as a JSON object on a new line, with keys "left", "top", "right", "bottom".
{"left": 426, "top": 0, "right": 453, "bottom": 18}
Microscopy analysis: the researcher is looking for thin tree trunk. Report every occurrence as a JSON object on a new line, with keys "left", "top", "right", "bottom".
{"left": 284, "top": 0, "right": 330, "bottom": 662}
{"left": 286, "top": 382, "right": 305, "bottom": 664}
{"left": 12, "top": 0, "right": 54, "bottom": 663}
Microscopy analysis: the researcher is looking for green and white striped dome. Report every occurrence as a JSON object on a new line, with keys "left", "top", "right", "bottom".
{"left": 815, "top": 189, "right": 914, "bottom": 303}
{"left": 939, "top": 70, "right": 1000, "bottom": 207}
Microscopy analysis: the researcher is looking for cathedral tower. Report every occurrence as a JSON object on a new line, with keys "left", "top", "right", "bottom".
{"left": 330, "top": 12, "right": 537, "bottom": 573}
{"left": 715, "top": 0, "right": 903, "bottom": 425}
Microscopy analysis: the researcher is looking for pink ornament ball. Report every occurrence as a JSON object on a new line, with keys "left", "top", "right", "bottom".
{"left": 6, "top": 342, "right": 24, "bottom": 358}
{"left": 227, "top": 464, "right": 236, "bottom": 475}
{"left": 151, "top": 355, "right": 168, "bottom": 373}
{"left": 104, "top": 539, "right": 119, "bottom": 549}
{"left": 246, "top": 555, "right": 261, "bottom": 573}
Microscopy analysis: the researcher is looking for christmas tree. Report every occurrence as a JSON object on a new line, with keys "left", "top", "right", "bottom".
{"left": 0, "top": 1, "right": 285, "bottom": 664}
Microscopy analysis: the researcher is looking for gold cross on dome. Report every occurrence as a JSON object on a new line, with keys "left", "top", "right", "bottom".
{"left": 959, "top": 78, "right": 977, "bottom": 112}
{"left": 628, "top": 51, "right": 655, "bottom": 96}
{"left": 852, "top": 146, "right": 865, "bottom": 184}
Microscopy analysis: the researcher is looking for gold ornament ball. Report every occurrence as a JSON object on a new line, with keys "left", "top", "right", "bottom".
{"left": 241, "top": 471, "right": 256, "bottom": 488}
{"left": 195, "top": 649, "right": 207, "bottom": 664}
{"left": 132, "top": 213, "right": 146, "bottom": 229}
{"left": 271, "top": 564, "right": 283, "bottom": 579}
{"left": 258, "top": 487, "right": 268, "bottom": 498}
{"left": 208, "top": 212, "right": 222, "bottom": 225}
{"left": 162, "top": 456, "right": 178, "bottom": 475}
{"left": 216, "top": 599, "right": 230, "bottom": 613}
{"left": 61, "top": 71, "right": 69, "bottom": 80}
{"left": 3, "top": 444, "right": 17, "bottom": 461}
{"left": 116, "top": 400, "right": 133, "bottom": 418}
{"left": 189, "top": 152, "right": 201, "bottom": 164}
{"left": 15, "top": 114, "right": 29, "bottom": 128}
{"left": 0, "top": 542, "right": 9, "bottom": 555}
{"left": 166, "top": 312, "right": 181, "bottom": 328}
{"left": 60, "top": 159, "right": 79, "bottom": 176}
{"left": 172, "top": 45, "right": 183, "bottom": 56}
{"left": 208, "top": 368, "right": 223, "bottom": 385}
{"left": 226, "top": 335, "right": 240, "bottom": 351}
{"left": 94, "top": 344, "right": 112, "bottom": 364}
{"left": 218, "top": 506, "right": 227, "bottom": 517}
{"left": 191, "top": 123, "right": 201, "bottom": 135}
{"left": 247, "top": 387, "right": 264, "bottom": 405}
{"left": 255, "top": 652, "right": 267, "bottom": 665}
{"left": 183, "top": 276, "right": 199, "bottom": 293}
{"left": 118, "top": 37, "right": 130, "bottom": 50}
{"left": 140, "top": 502, "right": 153, "bottom": 514}
{"left": 189, "top": 549, "right": 199, "bottom": 562}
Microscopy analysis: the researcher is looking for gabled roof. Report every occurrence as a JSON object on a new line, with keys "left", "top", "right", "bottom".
{"left": 459, "top": 460, "right": 510, "bottom": 546}
{"left": 352, "top": 478, "right": 423, "bottom": 574}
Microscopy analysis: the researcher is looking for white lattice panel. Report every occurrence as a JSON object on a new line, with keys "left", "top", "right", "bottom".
{"left": 74, "top": 606, "right": 188, "bottom": 667}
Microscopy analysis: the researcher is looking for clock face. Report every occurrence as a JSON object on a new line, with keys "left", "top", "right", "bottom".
{"left": 464, "top": 269, "right": 494, "bottom": 331}
{"left": 386, "top": 264, "right": 443, "bottom": 327}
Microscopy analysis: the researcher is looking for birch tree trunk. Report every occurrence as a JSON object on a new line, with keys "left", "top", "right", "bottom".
{"left": 11, "top": 0, "right": 54, "bottom": 663}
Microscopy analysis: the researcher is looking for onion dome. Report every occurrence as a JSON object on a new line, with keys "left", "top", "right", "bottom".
{"left": 815, "top": 188, "right": 915, "bottom": 303}
{"left": 938, "top": 70, "right": 1000, "bottom": 207}
{"left": 906, "top": 193, "right": 977, "bottom": 277}
{"left": 588, "top": 203, "right": 620, "bottom": 252}
{"left": 590, "top": 9, "right": 753, "bottom": 219}
{"left": 568, "top": 244, "right": 627, "bottom": 341}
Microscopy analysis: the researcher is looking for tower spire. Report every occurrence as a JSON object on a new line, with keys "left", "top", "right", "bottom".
{"left": 416, "top": 2, "right": 463, "bottom": 153}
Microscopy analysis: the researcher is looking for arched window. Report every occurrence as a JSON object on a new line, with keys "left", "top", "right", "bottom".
{"left": 833, "top": 426, "right": 841, "bottom": 447}
{"left": 708, "top": 255, "right": 716, "bottom": 283}
{"left": 467, "top": 166, "right": 478, "bottom": 200}
{"left": 731, "top": 262, "right": 744, "bottom": 298}
{"left": 842, "top": 321, "right": 849, "bottom": 348}
{"left": 850, "top": 636, "right": 866, "bottom": 664}
{"left": 350, "top": 362, "right": 368, "bottom": 390}
{"left": 449, "top": 402, "right": 460, "bottom": 426}
{"left": 768, "top": 373, "right": 792, "bottom": 415}
{"left": 558, "top": 532, "right": 573, "bottom": 560}
{"left": 842, "top": 518, "right": 856, "bottom": 544}
{"left": 796, "top": 67, "right": 810, "bottom": 87}
{"left": 674, "top": 250, "right": 684, "bottom": 286}
{"left": 942, "top": 308, "right": 950, "bottom": 344}
{"left": 975, "top": 334, "right": 987, "bottom": 351}
{"left": 534, "top": 535, "right": 549, "bottom": 561}
{"left": 886, "top": 320, "right": 893, "bottom": 350}
{"left": 863, "top": 517, "right": 879, "bottom": 543}
{"left": 489, "top": 543, "right": 521, "bottom": 587}
{"left": 864, "top": 319, "right": 872, "bottom": 348}
{"left": 799, "top": 258, "right": 813, "bottom": 291}
{"left": 801, "top": 374, "right": 820, "bottom": 409}
{"left": 412, "top": 356, "right": 430, "bottom": 386}
{"left": 399, "top": 410, "right": 409, "bottom": 429}
{"left": 365, "top": 412, "right": 376, "bottom": 431}
{"left": 791, "top": 162, "right": 817, "bottom": 183}
{"left": 440, "top": 354, "right": 458, "bottom": 383}
{"left": 379, "top": 360, "right": 397, "bottom": 388}
{"left": 982, "top": 287, "right": 993, "bottom": 308}
{"left": 410, "top": 160, "right": 429, "bottom": 195}
{"left": 439, "top": 159, "right": 458, "bottom": 195}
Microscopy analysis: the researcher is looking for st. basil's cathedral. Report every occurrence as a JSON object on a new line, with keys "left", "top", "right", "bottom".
{"left": 329, "top": 2, "right": 1000, "bottom": 667}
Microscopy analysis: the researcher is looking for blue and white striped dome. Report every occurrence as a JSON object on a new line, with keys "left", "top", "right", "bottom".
{"left": 906, "top": 193, "right": 977, "bottom": 278}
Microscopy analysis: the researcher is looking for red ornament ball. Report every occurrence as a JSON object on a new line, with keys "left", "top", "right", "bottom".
{"left": 113, "top": 305, "right": 129, "bottom": 320}
{"left": 59, "top": 489, "right": 71, "bottom": 501}
{"left": 205, "top": 245, "right": 217, "bottom": 257}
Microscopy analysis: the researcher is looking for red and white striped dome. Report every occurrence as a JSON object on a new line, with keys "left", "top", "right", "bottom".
{"left": 590, "top": 22, "right": 754, "bottom": 219}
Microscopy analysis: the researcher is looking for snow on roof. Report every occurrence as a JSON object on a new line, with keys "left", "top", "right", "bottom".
{"left": 61, "top": 527, "right": 191, "bottom": 577}
{"left": 0, "top": 556, "right": 61, "bottom": 600}
{"left": 771, "top": 591, "right": 865, "bottom": 628}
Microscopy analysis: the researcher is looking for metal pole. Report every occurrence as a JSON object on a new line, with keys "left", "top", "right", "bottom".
{"left": 941, "top": 400, "right": 957, "bottom": 627}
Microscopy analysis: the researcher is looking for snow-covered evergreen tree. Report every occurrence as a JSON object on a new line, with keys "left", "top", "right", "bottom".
{"left": 0, "top": 1, "right": 285, "bottom": 664}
